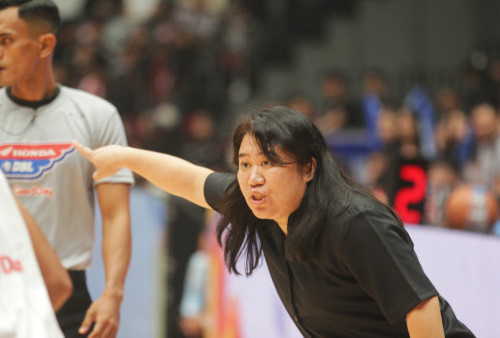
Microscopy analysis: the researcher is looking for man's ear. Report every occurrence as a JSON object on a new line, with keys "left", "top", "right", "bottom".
{"left": 38, "top": 33, "right": 56, "bottom": 59}
{"left": 304, "top": 157, "right": 317, "bottom": 183}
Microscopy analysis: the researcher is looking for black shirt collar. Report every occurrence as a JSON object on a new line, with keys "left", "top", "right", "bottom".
{"left": 7, "top": 86, "right": 61, "bottom": 109}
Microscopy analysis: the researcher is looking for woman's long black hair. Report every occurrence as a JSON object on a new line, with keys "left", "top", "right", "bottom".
{"left": 216, "top": 106, "right": 370, "bottom": 275}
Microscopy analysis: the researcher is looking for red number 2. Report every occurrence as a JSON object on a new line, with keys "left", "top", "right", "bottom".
{"left": 394, "top": 165, "right": 427, "bottom": 224}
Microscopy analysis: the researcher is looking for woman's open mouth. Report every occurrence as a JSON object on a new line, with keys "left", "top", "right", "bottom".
{"left": 251, "top": 192, "right": 265, "bottom": 202}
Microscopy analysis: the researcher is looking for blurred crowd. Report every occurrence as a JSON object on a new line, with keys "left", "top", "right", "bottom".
{"left": 303, "top": 66, "right": 500, "bottom": 234}
{"left": 54, "top": 0, "right": 260, "bottom": 172}
{"left": 52, "top": 0, "right": 500, "bottom": 238}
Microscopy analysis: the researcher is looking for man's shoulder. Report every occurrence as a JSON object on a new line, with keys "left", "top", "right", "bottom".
{"left": 59, "top": 86, "right": 117, "bottom": 112}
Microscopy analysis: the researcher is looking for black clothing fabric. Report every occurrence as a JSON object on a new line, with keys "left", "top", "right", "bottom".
{"left": 56, "top": 270, "right": 93, "bottom": 338}
{"left": 6, "top": 86, "right": 61, "bottom": 109}
{"left": 204, "top": 172, "right": 475, "bottom": 337}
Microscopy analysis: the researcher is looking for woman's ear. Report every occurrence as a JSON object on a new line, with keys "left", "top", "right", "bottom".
{"left": 304, "top": 157, "right": 317, "bottom": 183}
{"left": 38, "top": 33, "right": 56, "bottom": 59}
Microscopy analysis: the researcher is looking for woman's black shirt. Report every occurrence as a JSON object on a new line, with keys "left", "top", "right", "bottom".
{"left": 204, "top": 172, "right": 474, "bottom": 337}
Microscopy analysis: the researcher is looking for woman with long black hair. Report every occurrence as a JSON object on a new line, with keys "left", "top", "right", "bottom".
{"left": 74, "top": 106, "right": 473, "bottom": 337}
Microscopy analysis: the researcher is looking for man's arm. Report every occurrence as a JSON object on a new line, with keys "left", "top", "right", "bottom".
{"left": 406, "top": 295, "right": 445, "bottom": 338}
{"left": 79, "top": 183, "right": 132, "bottom": 338}
{"left": 73, "top": 142, "right": 214, "bottom": 208}
{"left": 15, "top": 199, "right": 73, "bottom": 312}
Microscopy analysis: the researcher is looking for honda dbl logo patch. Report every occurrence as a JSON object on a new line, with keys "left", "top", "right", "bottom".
{"left": 0, "top": 143, "right": 74, "bottom": 180}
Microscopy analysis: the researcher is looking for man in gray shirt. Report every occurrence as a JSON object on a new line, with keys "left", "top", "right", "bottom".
{"left": 0, "top": 1, "right": 134, "bottom": 336}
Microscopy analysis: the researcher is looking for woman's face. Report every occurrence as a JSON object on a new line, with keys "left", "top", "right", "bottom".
{"left": 237, "top": 133, "right": 314, "bottom": 232}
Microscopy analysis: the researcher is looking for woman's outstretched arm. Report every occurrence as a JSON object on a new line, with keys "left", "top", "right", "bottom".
{"left": 73, "top": 142, "right": 214, "bottom": 208}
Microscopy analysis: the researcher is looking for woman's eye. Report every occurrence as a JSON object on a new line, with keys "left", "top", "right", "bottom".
{"left": 262, "top": 160, "right": 271, "bottom": 167}
{"left": 0, "top": 37, "right": 12, "bottom": 45}
{"left": 239, "top": 162, "right": 250, "bottom": 169}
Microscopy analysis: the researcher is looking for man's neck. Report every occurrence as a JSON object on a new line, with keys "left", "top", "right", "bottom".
{"left": 9, "top": 81, "right": 58, "bottom": 102}
{"left": 7, "top": 85, "right": 60, "bottom": 109}
{"left": 9, "top": 63, "right": 58, "bottom": 102}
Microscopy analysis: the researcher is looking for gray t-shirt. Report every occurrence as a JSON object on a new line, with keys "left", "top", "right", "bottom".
{"left": 0, "top": 86, "right": 134, "bottom": 269}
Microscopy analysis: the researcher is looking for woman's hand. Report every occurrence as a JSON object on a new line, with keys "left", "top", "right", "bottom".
{"left": 73, "top": 141, "right": 125, "bottom": 181}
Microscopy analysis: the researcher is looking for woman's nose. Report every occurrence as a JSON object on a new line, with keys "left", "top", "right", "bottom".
{"left": 249, "top": 166, "right": 264, "bottom": 186}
